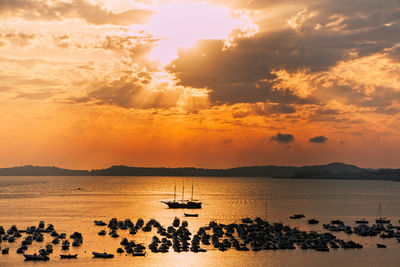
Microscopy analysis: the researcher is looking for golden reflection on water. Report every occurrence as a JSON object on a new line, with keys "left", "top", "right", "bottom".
{"left": 0, "top": 176, "right": 400, "bottom": 266}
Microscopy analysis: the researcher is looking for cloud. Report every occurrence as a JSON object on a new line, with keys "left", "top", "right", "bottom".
{"left": 98, "top": 34, "right": 158, "bottom": 62}
{"left": 0, "top": 32, "right": 37, "bottom": 47}
{"left": 67, "top": 77, "right": 183, "bottom": 110}
{"left": 271, "top": 133, "right": 295, "bottom": 143}
{"left": 166, "top": 0, "right": 400, "bottom": 113}
{"left": 0, "top": 0, "right": 154, "bottom": 25}
{"left": 309, "top": 135, "right": 328, "bottom": 143}
{"left": 168, "top": 37, "right": 324, "bottom": 105}
{"left": 16, "top": 90, "right": 59, "bottom": 100}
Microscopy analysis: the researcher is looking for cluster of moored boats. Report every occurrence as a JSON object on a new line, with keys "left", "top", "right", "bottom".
{"left": 94, "top": 216, "right": 369, "bottom": 254}
{"left": 0, "top": 221, "right": 80, "bottom": 261}
{"left": 290, "top": 215, "right": 400, "bottom": 248}
{"left": 2, "top": 214, "right": 400, "bottom": 262}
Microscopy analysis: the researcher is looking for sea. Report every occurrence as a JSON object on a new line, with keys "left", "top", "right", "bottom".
{"left": 0, "top": 176, "right": 399, "bottom": 266}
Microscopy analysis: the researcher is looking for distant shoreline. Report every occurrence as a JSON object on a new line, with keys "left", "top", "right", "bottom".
{"left": 0, "top": 162, "right": 399, "bottom": 181}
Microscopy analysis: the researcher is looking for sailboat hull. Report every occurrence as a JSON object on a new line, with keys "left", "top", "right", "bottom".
{"left": 376, "top": 218, "right": 390, "bottom": 224}
{"left": 162, "top": 201, "right": 202, "bottom": 209}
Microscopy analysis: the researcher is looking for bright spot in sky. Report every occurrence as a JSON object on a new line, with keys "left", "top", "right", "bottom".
{"left": 145, "top": 1, "right": 253, "bottom": 65}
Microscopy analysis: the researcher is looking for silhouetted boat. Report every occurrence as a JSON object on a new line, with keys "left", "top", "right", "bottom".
{"left": 290, "top": 214, "right": 305, "bottom": 219}
{"left": 376, "top": 203, "right": 390, "bottom": 224}
{"left": 132, "top": 252, "right": 146, "bottom": 256}
{"left": 24, "top": 254, "right": 49, "bottom": 261}
{"left": 355, "top": 219, "right": 369, "bottom": 224}
{"left": 376, "top": 244, "right": 386, "bottom": 248}
{"left": 162, "top": 179, "right": 202, "bottom": 209}
{"left": 184, "top": 213, "right": 199, "bottom": 217}
{"left": 60, "top": 254, "right": 77, "bottom": 259}
{"left": 92, "top": 252, "right": 114, "bottom": 258}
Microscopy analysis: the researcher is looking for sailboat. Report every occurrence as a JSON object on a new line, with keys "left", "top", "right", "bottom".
{"left": 162, "top": 179, "right": 202, "bottom": 209}
{"left": 376, "top": 202, "right": 390, "bottom": 224}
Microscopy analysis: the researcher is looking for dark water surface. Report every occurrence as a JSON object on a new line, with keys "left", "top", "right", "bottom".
{"left": 0, "top": 176, "right": 400, "bottom": 266}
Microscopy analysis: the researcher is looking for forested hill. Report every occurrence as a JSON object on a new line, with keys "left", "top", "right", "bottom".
{"left": 1, "top": 162, "right": 399, "bottom": 180}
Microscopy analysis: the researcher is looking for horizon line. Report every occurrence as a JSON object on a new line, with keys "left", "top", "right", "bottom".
{"left": 0, "top": 161, "right": 396, "bottom": 171}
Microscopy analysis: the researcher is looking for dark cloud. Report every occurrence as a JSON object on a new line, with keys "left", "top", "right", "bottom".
{"left": 264, "top": 102, "right": 296, "bottom": 115}
{"left": 167, "top": 0, "right": 400, "bottom": 109}
{"left": 307, "top": 107, "right": 345, "bottom": 122}
{"left": 309, "top": 136, "right": 328, "bottom": 143}
{"left": 271, "top": 133, "right": 295, "bottom": 143}
{"left": 167, "top": 37, "right": 322, "bottom": 105}
{"left": 0, "top": 0, "right": 154, "bottom": 25}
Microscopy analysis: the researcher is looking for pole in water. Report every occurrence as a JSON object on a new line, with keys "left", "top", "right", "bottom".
{"left": 174, "top": 180, "right": 176, "bottom": 202}
{"left": 191, "top": 178, "right": 194, "bottom": 201}
{"left": 182, "top": 180, "right": 184, "bottom": 202}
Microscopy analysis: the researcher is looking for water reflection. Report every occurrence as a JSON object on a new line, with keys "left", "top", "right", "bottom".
{"left": 0, "top": 176, "right": 399, "bottom": 266}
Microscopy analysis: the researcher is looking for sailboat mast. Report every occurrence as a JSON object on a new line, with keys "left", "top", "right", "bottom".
{"left": 377, "top": 202, "right": 382, "bottom": 218}
{"left": 182, "top": 180, "right": 184, "bottom": 202}
{"left": 174, "top": 180, "right": 176, "bottom": 202}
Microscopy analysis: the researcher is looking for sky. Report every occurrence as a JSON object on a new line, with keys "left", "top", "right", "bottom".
{"left": 1, "top": 0, "right": 400, "bottom": 169}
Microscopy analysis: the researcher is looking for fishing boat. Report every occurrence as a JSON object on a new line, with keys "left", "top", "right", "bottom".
{"left": 184, "top": 213, "right": 199, "bottom": 217}
{"left": 290, "top": 214, "right": 305, "bottom": 219}
{"left": 60, "top": 254, "right": 78, "bottom": 259}
{"left": 308, "top": 219, "right": 319, "bottom": 224}
{"left": 162, "top": 179, "right": 202, "bottom": 209}
{"left": 24, "top": 254, "right": 49, "bottom": 261}
{"left": 376, "top": 202, "right": 390, "bottom": 224}
{"left": 132, "top": 252, "right": 146, "bottom": 256}
{"left": 92, "top": 252, "right": 114, "bottom": 258}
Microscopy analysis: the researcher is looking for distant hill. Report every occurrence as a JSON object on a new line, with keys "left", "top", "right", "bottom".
{"left": 0, "top": 165, "right": 89, "bottom": 176}
{"left": 89, "top": 165, "right": 299, "bottom": 177}
{"left": 1, "top": 163, "right": 400, "bottom": 180}
{"left": 299, "top": 162, "right": 362, "bottom": 174}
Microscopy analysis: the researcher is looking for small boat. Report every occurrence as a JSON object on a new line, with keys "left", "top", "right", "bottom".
{"left": 98, "top": 230, "right": 106, "bottom": 235}
{"left": 376, "top": 244, "right": 387, "bottom": 248}
{"left": 24, "top": 254, "right": 49, "bottom": 261}
{"left": 173, "top": 217, "right": 180, "bottom": 227}
{"left": 355, "top": 219, "right": 369, "bottom": 224}
{"left": 132, "top": 252, "right": 146, "bottom": 256}
{"left": 184, "top": 213, "right": 199, "bottom": 217}
{"left": 376, "top": 218, "right": 390, "bottom": 224}
{"left": 92, "top": 252, "right": 114, "bottom": 258}
{"left": 290, "top": 214, "right": 305, "bottom": 219}
{"left": 62, "top": 240, "right": 70, "bottom": 250}
{"left": 94, "top": 220, "right": 107, "bottom": 226}
{"left": 315, "top": 247, "right": 329, "bottom": 252}
{"left": 60, "top": 254, "right": 78, "bottom": 259}
{"left": 308, "top": 219, "right": 319, "bottom": 224}
{"left": 330, "top": 219, "right": 344, "bottom": 225}
{"left": 376, "top": 203, "right": 390, "bottom": 224}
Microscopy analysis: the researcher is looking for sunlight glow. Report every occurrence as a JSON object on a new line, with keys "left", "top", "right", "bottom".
{"left": 145, "top": 1, "right": 255, "bottom": 65}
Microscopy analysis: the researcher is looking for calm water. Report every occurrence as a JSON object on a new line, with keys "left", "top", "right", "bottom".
{"left": 0, "top": 176, "right": 400, "bottom": 266}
